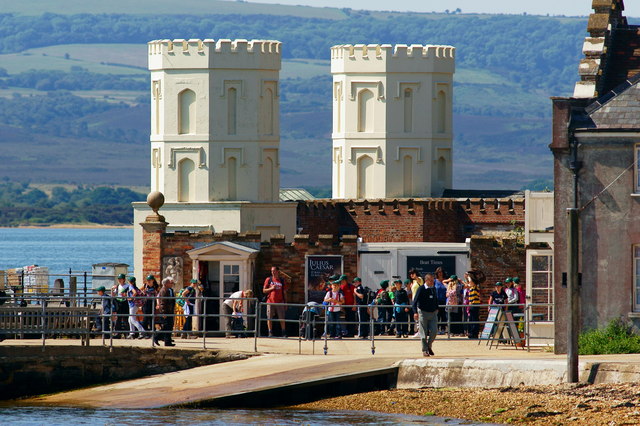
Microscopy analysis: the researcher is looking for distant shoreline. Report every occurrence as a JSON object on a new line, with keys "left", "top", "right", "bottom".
{"left": 1, "top": 224, "right": 133, "bottom": 229}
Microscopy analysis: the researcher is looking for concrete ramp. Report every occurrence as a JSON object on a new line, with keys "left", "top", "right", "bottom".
{"left": 24, "top": 355, "right": 399, "bottom": 409}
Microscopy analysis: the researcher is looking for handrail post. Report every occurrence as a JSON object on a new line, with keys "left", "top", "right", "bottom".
{"left": 370, "top": 310, "right": 375, "bottom": 355}
{"left": 41, "top": 300, "right": 46, "bottom": 352}
{"left": 323, "top": 307, "right": 328, "bottom": 355}
{"left": 83, "top": 272, "right": 87, "bottom": 307}
{"left": 151, "top": 297, "right": 156, "bottom": 348}
{"left": 202, "top": 296, "right": 207, "bottom": 350}
{"left": 253, "top": 299, "right": 262, "bottom": 352}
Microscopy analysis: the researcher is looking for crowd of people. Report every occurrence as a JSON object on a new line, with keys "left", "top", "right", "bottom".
{"left": 93, "top": 274, "right": 205, "bottom": 346}
{"left": 283, "top": 267, "right": 525, "bottom": 356}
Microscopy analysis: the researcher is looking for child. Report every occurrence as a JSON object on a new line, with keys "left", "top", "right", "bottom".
{"left": 392, "top": 279, "right": 410, "bottom": 338}
{"left": 324, "top": 281, "right": 344, "bottom": 339}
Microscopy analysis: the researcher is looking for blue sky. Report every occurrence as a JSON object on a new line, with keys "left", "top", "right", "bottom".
{"left": 247, "top": 0, "right": 639, "bottom": 17}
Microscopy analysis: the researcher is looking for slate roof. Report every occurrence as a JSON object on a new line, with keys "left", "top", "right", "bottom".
{"left": 279, "top": 188, "right": 315, "bottom": 202}
{"left": 586, "top": 75, "right": 640, "bottom": 128}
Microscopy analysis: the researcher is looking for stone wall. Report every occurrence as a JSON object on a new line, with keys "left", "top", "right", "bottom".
{"left": 0, "top": 346, "right": 248, "bottom": 400}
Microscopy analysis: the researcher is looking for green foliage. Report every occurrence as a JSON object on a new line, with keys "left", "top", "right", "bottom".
{"left": 0, "top": 12, "right": 587, "bottom": 94}
{"left": 0, "top": 91, "right": 146, "bottom": 143}
{"left": 4, "top": 68, "right": 147, "bottom": 91}
{"left": 579, "top": 319, "right": 640, "bottom": 355}
{"left": 0, "top": 181, "right": 145, "bottom": 226}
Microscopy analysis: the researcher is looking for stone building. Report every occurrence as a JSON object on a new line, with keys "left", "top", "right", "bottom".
{"left": 331, "top": 44, "right": 454, "bottom": 199}
{"left": 551, "top": 0, "right": 640, "bottom": 352}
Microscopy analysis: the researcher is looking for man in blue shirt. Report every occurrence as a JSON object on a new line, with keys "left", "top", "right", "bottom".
{"left": 412, "top": 273, "right": 439, "bottom": 357}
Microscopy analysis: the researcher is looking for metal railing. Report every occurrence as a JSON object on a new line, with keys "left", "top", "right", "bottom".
{"left": 0, "top": 295, "right": 553, "bottom": 353}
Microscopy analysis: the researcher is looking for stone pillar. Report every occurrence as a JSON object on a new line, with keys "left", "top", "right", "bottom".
{"left": 140, "top": 213, "right": 168, "bottom": 281}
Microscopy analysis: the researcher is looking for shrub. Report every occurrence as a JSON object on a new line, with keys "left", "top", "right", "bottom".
{"left": 579, "top": 318, "right": 640, "bottom": 355}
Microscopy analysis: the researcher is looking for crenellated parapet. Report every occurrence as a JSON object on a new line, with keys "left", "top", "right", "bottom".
{"left": 148, "top": 38, "right": 282, "bottom": 71}
{"left": 331, "top": 43, "right": 455, "bottom": 73}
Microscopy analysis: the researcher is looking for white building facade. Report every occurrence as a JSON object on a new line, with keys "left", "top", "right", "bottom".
{"left": 132, "top": 39, "right": 296, "bottom": 278}
{"left": 330, "top": 44, "right": 455, "bottom": 199}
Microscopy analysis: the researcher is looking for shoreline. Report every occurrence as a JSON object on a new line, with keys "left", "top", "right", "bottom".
{"left": 289, "top": 383, "right": 640, "bottom": 425}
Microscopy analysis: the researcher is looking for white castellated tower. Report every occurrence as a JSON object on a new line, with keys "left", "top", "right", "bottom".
{"left": 132, "top": 39, "right": 296, "bottom": 278}
{"left": 148, "top": 38, "right": 281, "bottom": 203}
{"left": 330, "top": 44, "right": 455, "bottom": 199}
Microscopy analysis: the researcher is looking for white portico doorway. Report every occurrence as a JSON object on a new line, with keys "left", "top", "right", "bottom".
{"left": 187, "top": 242, "right": 258, "bottom": 333}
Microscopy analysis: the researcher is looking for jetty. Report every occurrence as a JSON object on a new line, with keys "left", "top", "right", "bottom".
{"left": 12, "top": 338, "right": 640, "bottom": 409}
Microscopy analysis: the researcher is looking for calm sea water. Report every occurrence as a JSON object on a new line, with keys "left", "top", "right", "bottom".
{"left": 0, "top": 228, "right": 133, "bottom": 274}
{"left": 1, "top": 407, "right": 483, "bottom": 425}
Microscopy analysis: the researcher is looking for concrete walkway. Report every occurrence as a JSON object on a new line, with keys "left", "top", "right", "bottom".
{"left": 12, "top": 337, "right": 640, "bottom": 408}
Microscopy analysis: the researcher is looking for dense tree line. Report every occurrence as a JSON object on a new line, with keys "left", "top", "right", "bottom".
{"left": 0, "top": 12, "right": 586, "bottom": 93}
{"left": 0, "top": 181, "right": 144, "bottom": 225}
{"left": 0, "top": 68, "right": 147, "bottom": 91}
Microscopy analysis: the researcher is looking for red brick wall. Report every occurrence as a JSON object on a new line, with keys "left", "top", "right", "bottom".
{"left": 469, "top": 236, "right": 526, "bottom": 321}
{"left": 297, "top": 198, "right": 525, "bottom": 244}
{"left": 152, "top": 230, "right": 357, "bottom": 304}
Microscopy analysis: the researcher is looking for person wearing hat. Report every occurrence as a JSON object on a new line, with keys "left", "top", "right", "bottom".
{"left": 125, "top": 276, "right": 146, "bottom": 339}
{"left": 375, "top": 280, "right": 393, "bottom": 335}
{"left": 339, "top": 274, "right": 356, "bottom": 337}
{"left": 513, "top": 277, "right": 525, "bottom": 311}
{"left": 352, "top": 277, "right": 371, "bottom": 338}
{"left": 412, "top": 272, "right": 439, "bottom": 357}
{"left": 181, "top": 279, "right": 198, "bottom": 338}
{"left": 504, "top": 277, "right": 519, "bottom": 314}
{"left": 110, "top": 273, "right": 129, "bottom": 337}
{"left": 141, "top": 275, "right": 159, "bottom": 333}
{"left": 488, "top": 282, "right": 507, "bottom": 310}
{"left": 93, "top": 286, "right": 112, "bottom": 336}
{"left": 393, "top": 279, "right": 410, "bottom": 338}
{"left": 155, "top": 277, "right": 176, "bottom": 347}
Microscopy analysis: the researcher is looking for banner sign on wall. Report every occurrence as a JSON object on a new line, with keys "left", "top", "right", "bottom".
{"left": 305, "top": 255, "right": 343, "bottom": 304}
{"left": 406, "top": 256, "right": 456, "bottom": 277}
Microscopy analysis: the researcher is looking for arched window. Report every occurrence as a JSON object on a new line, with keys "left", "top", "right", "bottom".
{"left": 403, "top": 155, "right": 413, "bottom": 196}
{"left": 264, "top": 88, "right": 274, "bottom": 136}
{"left": 436, "top": 90, "right": 446, "bottom": 133}
{"left": 178, "top": 89, "right": 196, "bottom": 134}
{"left": 437, "top": 156, "right": 446, "bottom": 183}
{"left": 358, "top": 89, "right": 374, "bottom": 133}
{"left": 264, "top": 157, "right": 274, "bottom": 201}
{"left": 357, "top": 155, "right": 374, "bottom": 199}
{"left": 227, "top": 87, "right": 237, "bottom": 135}
{"left": 336, "top": 84, "right": 342, "bottom": 133}
{"left": 228, "top": 156, "right": 237, "bottom": 200}
{"left": 178, "top": 158, "right": 195, "bottom": 202}
{"left": 403, "top": 88, "right": 413, "bottom": 133}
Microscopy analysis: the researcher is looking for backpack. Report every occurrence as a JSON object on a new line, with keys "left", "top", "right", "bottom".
{"left": 362, "top": 287, "right": 377, "bottom": 305}
{"left": 377, "top": 290, "right": 392, "bottom": 306}
{"left": 133, "top": 287, "right": 145, "bottom": 307}
{"left": 176, "top": 287, "right": 187, "bottom": 307}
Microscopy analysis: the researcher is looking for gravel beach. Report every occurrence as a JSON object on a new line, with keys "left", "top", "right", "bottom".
{"left": 289, "top": 382, "right": 640, "bottom": 424}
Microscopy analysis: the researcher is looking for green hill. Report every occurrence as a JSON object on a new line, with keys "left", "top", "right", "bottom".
{"left": 0, "top": 6, "right": 594, "bottom": 190}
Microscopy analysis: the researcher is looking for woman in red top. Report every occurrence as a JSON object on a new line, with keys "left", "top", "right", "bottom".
{"left": 263, "top": 266, "right": 287, "bottom": 338}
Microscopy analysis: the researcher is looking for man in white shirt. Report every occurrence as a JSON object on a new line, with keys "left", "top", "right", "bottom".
{"left": 222, "top": 289, "right": 254, "bottom": 337}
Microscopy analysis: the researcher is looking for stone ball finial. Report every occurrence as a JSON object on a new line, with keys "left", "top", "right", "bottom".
{"left": 147, "top": 191, "right": 165, "bottom": 214}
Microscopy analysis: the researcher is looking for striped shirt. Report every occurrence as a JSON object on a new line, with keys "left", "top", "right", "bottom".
{"left": 468, "top": 287, "right": 481, "bottom": 305}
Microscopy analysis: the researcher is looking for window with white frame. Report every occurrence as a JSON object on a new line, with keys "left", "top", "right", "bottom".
{"left": 527, "top": 250, "right": 554, "bottom": 321}
{"left": 634, "top": 246, "right": 640, "bottom": 311}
